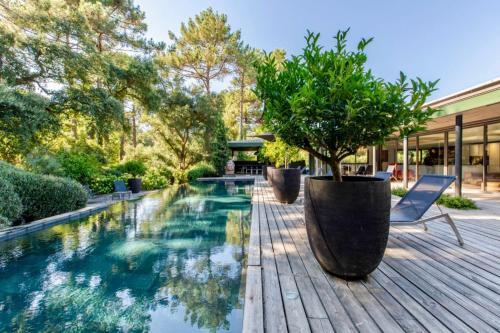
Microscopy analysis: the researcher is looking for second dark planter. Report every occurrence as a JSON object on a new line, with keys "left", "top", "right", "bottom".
{"left": 271, "top": 168, "right": 301, "bottom": 204}
{"left": 262, "top": 165, "right": 268, "bottom": 180}
{"left": 266, "top": 166, "right": 274, "bottom": 186}
{"left": 305, "top": 176, "right": 391, "bottom": 279}
{"left": 128, "top": 178, "right": 142, "bottom": 193}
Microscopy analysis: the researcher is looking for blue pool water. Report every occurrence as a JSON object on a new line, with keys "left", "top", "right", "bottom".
{"left": 0, "top": 181, "right": 253, "bottom": 332}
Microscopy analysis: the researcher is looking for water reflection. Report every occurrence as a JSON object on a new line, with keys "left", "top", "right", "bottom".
{"left": 0, "top": 181, "right": 252, "bottom": 332}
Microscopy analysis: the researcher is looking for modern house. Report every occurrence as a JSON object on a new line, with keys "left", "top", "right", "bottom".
{"left": 311, "top": 78, "right": 500, "bottom": 194}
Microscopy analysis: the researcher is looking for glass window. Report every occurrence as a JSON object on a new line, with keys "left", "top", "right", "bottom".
{"left": 395, "top": 137, "right": 417, "bottom": 180}
{"left": 341, "top": 147, "right": 368, "bottom": 175}
{"left": 449, "top": 126, "right": 484, "bottom": 188}
{"left": 408, "top": 136, "right": 417, "bottom": 180}
{"left": 419, "top": 133, "right": 445, "bottom": 175}
{"left": 487, "top": 123, "right": 500, "bottom": 191}
{"left": 463, "top": 126, "right": 484, "bottom": 187}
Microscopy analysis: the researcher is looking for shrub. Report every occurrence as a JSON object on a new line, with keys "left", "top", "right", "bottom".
{"left": 0, "top": 162, "right": 87, "bottom": 222}
{"left": 0, "top": 215, "right": 10, "bottom": 229}
{"left": 116, "top": 160, "right": 147, "bottom": 178}
{"left": 24, "top": 149, "right": 65, "bottom": 176}
{"left": 89, "top": 174, "right": 128, "bottom": 194}
{"left": 436, "top": 194, "right": 478, "bottom": 210}
{"left": 57, "top": 151, "right": 100, "bottom": 184}
{"left": 142, "top": 168, "right": 173, "bottom": 190}
{"left": 260, "top": 138, "right": 305, "bottom": 168}
{"left": 391, "top": 187, "right": 408, "bottom": 197}
{"left": 173, "top": 170, "right": 188, "bottom": 184}
{"left": 187, "top": 163, "right": 217, "bottom": 182}
{"left": 0, "top": 177, "right": 23, "bottom": 226}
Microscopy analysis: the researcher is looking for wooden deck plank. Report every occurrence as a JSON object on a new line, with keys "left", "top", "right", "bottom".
{"left": 392, "top": 224, "right": 500, "bottom": 272}
{"left": 261, "top": 186, "right": 311, "bottom": 333}
{"left": 277, "top": 205, "right": 359, "bottom": 332}
{"left": 309, "top": 318, "right": 335, "bottom": 333}
{"left": 390, "top": 231, "right": 500, "bottom": 299}
{"left": 243, "top": 265, "right": 264, "bottom": 333}
{"left": 257, "top": 182, "right": 288, "bottom": 333}
{"left": 384, "top": 243, "right": 500, "bottom": 329}
{"left": 247, "top": 200, "right": 261, "bottom": 267}
{"left": 243, "top": 177, "right": 500, "bottom": 333}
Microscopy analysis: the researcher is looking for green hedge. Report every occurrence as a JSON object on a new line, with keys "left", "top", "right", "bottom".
{"left": 187, "top": 163, "right": 217, "bottom": 182}
{"left": 0, "top": 162, "right": 87, "bottom": 223}
{"left": 0, "top": 177, "right": 23, "bottom": 227}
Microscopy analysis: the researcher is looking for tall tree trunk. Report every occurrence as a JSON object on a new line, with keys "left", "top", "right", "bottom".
{"left": 132, "top": 106, "right": 137, "bottom": 149}
{"left": 239, "top": 72, "right": 245, "bottom": 140}
{"left": 119, "top": 134, "right": 125, "bottom": 161}
{"left": 71, "top": 118, "right": 78, "bottom": 139}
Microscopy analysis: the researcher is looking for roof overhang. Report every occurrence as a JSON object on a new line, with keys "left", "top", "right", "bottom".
{"left": 228, "top": 139, "right": 264, "bottom": 151}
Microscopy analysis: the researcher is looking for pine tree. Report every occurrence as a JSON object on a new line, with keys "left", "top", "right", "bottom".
{"left": 166, "top": 8, "right": 241, "bottom": 94}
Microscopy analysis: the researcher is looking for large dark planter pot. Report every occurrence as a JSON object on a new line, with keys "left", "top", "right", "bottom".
{"left": 271, "top": 168, "right": 301, "bottom": 204}
{"left": 305, "top": 176, "right": 391, "bottom": 279}
{"left": 267, "top": 166, "right": 275, "bottom": 186}
{"left": 262, "top": 166, "right": 268, "bottom": 180}
{"left": 128, "top": 178, "right": 142, "bottom": 193}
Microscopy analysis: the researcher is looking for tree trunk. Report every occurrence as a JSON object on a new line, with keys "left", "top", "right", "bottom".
{"left": 204, "top": 73, "right": 211, "bottom": 95}
{"left": 119, "top": 134, "right": 125, "bottom": 161}
{"left": 71, "top": 118, "right": 78, "bottom": 139}
{"left": 132, "top": 106, "right": 137, "bottom": 148}
{"left": 331, "top": 158, "right": 342, "bottom": 182}
{"left": 239, "top": 72, "right": 245, "bottom": 140}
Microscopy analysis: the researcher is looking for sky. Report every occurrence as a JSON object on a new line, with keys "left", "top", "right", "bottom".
{"left": 135, "top": 0, "right": 500, "bottom": 100}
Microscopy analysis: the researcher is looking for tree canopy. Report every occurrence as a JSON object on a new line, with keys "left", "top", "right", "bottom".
{"left": 165, "top": 7, "right": 241, "bottom": 95}
{"left": 255, "top": 30, "right": 438, "bottom": 181}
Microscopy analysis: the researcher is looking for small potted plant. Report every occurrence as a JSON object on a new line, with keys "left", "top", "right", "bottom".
{"left": 119, "top": 160, "right": 147, "bottom": 193}
{"left": 255, "top": 30, "right": 437, "bottom": 278}
{"left": 261, "top": 138, "right": 304, "bottom": 203}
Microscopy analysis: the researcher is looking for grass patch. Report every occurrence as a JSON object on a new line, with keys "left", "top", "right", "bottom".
{"left": 391, "top": 187, "right": 408, "bottom": 197}
{"left": 436, "top": 194, "right": 478, "bottom": 210}
{"left": 392, "top": 186, "right": 478, "bottom": 210}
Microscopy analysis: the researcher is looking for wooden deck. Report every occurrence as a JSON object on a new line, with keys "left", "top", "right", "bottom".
{"left": 243, "top": 177, "right": 500, "bottom": 333}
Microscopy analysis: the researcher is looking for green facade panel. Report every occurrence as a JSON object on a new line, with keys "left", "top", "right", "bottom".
{"left": 434, "top": 88, "right": 500, "bottom": 117}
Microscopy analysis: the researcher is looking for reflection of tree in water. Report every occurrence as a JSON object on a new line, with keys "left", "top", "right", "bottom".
{"left": 0, "top": 181, "right": 251, "bottom": 332}
{"left": 156, "top": 181, "right": 251, "bottom": 332}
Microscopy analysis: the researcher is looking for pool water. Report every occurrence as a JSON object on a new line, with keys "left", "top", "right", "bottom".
{"left": 0, "top": 181, "right": 253, "bottom": 332}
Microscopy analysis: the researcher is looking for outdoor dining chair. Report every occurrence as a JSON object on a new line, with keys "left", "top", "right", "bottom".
{"left": 390, "top": 175, "right": 464, "bottom": 246}
{"left": 386, "top": 164, "right": 399, "bottom": 181}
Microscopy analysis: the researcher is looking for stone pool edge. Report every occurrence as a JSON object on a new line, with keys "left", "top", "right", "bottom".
{"left": 0, "top": 191, "right": 156, "bottom": 242}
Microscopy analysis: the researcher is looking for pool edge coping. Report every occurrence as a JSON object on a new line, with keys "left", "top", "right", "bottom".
{"left": 0, "top": 191, "right": 157, "bottom": 243}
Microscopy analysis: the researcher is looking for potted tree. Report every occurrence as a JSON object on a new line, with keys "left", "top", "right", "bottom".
{"left": 255, "top": 30, "right": 437, "bottom": 279}
{"left": 119, "top": 160, "right": 147, "bottom": 194}
{"left": 261, "top": 138, "right": 305, "bottom": 203}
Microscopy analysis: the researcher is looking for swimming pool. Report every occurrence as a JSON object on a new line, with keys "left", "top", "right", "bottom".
{"left": 0, "top": 180, "right": 253, "bottom": 332}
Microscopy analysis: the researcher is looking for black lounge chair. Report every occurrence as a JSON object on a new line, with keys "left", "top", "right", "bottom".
{"left": 356, "top": 165, "right": 366, "bottom": 175}
{"left": 112, "top": 180, "right": 132, "bottom": 200}
{"left": 390, "top": 175, "right": 464, "bottom": 246}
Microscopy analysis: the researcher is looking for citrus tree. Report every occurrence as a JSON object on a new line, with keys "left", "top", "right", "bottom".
{"left": 255, "top": 30, "right": 438, "bottom": 181}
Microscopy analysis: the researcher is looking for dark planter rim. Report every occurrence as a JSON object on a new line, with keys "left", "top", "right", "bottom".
{"left": 307, "top": 175, "right": 386, "bottom": 182}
